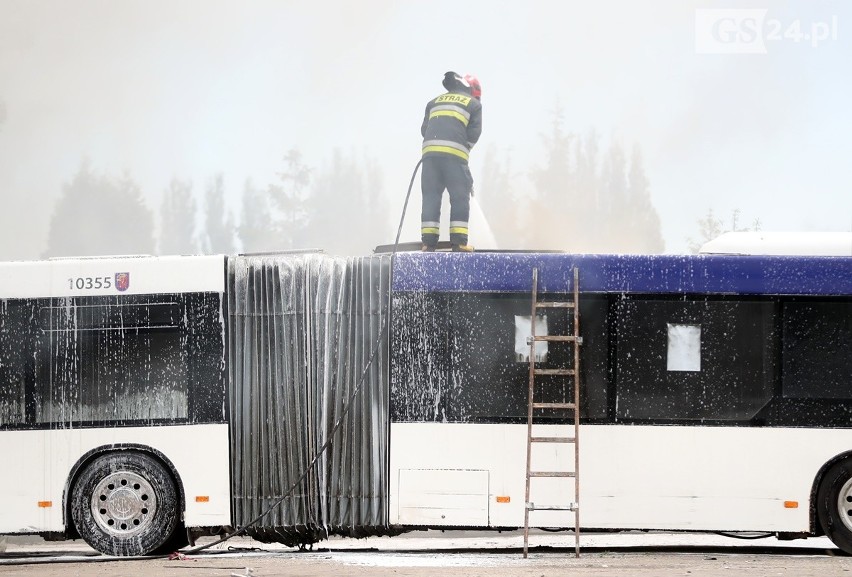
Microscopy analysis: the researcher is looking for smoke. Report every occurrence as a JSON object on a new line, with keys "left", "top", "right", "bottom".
{"left": 0, "top": 0, "right": 849, "bottom": 260}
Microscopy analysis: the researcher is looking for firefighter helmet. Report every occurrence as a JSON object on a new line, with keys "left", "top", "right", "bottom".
{"left": 464, "top": 74, "right": 482, "bottom": 99}
{"left": 442, "top": 71, "right": 482, "bottom": 99}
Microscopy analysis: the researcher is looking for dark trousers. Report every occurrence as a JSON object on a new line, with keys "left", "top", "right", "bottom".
{"left": 420, "top": 155, "right": 473, "bottom": 247}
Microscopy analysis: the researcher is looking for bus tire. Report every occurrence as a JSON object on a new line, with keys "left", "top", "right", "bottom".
{"left": 817, "top": 457, "right": 852, "bottom": 555}
{"left": 70, "top": 451, "right": 181, "bottom": 556}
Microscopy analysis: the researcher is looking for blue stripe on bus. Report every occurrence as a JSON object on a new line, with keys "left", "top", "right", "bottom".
{"left": 391, "top": 253, "right": 852, "bottom": 295}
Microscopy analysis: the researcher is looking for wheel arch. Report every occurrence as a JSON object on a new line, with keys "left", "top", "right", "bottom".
{"left": 810, "top": 449, "right": 852, "bottom": 536}
{"left": 62, "top": 444, "right": 186, "bottom": 538}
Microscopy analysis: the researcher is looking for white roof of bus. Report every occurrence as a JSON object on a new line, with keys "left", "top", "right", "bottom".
{"left": 699, "top": 232, "right": 852, "bottom": 256}
{"left": 0, "top": 254, "right": 226, "bottom": 299}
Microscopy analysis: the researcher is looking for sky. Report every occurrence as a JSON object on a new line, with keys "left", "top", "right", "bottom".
{"left": 0, "top": 0, "right": 850, "bottom": 259}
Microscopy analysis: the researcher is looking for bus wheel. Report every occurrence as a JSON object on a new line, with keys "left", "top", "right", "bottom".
{"left": 70, "top": 451, "right": 180, "bottom": 556}
{"left": 817, "top": 458, "right": 852, "bottom": 555}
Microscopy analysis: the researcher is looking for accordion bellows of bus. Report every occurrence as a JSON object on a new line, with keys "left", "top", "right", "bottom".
{"left": 227, "top": 254, "right": 394, "bottom": 545}
{"left": 0, "top": 241, "right": 850, "bottom": 556}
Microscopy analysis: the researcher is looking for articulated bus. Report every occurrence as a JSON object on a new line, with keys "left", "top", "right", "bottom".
{"left": 0, "top": 242, "right": 850, "bottom": 556}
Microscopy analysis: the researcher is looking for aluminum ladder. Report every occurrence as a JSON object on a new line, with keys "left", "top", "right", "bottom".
{"left": 523, "top": 267, "right": 581, "bottom": 558}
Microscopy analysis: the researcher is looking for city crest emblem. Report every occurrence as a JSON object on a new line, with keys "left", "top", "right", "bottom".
{"left": 115, "top": 272, "right": 130, "bottom": 292}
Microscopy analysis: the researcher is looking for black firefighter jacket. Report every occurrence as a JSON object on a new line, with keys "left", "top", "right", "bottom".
{"left": 421, "top": 90, "right": 483, "bottom": 163}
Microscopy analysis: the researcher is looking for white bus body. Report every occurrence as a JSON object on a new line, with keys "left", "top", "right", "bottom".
{"left": 2, "top": 248, "right": 850, "bottom": 556}
{"left": 0, "top": 255, "right": 231, "bottom": 552}
{"left": 0, "top": 424, "right": 230, "bottom": 534}
{"left": 391, "top": 423, "right": 849, "bottom": 532}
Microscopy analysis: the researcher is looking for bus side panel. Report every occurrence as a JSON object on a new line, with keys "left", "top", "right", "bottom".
{"left": 390, "top": 422, "right": 851, "bottom": 532}
{"left": 0, "top": 431, "right": 47, "bottom": 533}
{"left": 5, "top": 424, "right": 231, "bottom": 534}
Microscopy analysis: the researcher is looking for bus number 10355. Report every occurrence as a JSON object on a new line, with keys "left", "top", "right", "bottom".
{"left": 67, "top": 276, "right": 113, "bottom": 290}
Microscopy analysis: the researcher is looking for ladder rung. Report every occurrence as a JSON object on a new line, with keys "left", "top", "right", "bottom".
{"left": 527, "top": 503, "right": 579, "bottom": 511}
{"left": 535, "top": 301, "right": 575, "bottom": 308}
{"left": 529, "top": 471, "right": 576, "bottom": 478}
{"left": 532, "top": 402, "right": 576, "bottom": 410}
{"left": 532, "top": 335, "right": 576, "bottom": 342}
{"left": 533, "top": 368, "right": 575, "bottom": 376}
{"left": 530, "top": 436, "right": 575, "bottom": 443}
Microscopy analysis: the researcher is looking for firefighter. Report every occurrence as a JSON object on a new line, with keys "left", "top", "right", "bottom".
{"left": 420, "top": 71, "right": 482, "bottom": 252}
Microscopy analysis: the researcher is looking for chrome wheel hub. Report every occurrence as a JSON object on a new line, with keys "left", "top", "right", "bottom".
{"left": 838, "top": 477, "right": 852, "bottom": 533}
{"left": 91, "top": 471, "right": 157, "bottom": 538}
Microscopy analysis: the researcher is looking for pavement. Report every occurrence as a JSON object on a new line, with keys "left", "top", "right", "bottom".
{"left": 0, "top": 530, "right": 848, "bottom": 577}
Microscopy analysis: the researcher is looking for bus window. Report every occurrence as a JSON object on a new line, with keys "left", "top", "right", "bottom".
{"left": 614, "top": 298, "right": 776, "bottom": 423}
{"left": 782, "top": 301, "right": 852, "bottom": 399}
{"left": 35, "top": 297, "right": 189, "bottom": 425}
{"left": 0, "top": 301, "right": 32, "bottom": 428}
{"left": 391, "top": 293, "right": 608, "bottom": 423}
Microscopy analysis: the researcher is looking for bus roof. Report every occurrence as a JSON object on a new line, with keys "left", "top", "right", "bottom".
{"left": 700, "top": 232, "right": 852, "bottom": 256}
{"left": 0, "top": 254, "right": 226, "bottom": 299}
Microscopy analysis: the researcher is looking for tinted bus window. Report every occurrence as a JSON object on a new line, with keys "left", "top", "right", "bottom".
{"left": 35, "top": 297, "right": 188, "bottom": 425}
{"left": 783, "top": 301, "right": 852, "bottom": 399}
{"left": 391, "top": 293, "right": 608, "bottom": 423}
{"left": 614, "top": 298, "right": 776, "bottom": 422}
{"left": 0, "top": 301, "right": 34, "bottom": 427}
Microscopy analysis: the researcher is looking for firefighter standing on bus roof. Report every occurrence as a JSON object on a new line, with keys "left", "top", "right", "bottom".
{"left": 420, "top": 71, "right": 482, "bottom": 252}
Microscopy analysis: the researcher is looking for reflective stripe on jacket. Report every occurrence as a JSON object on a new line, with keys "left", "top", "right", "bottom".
{"left": 421, "top": 91, "right": 482, "bottom": 163}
